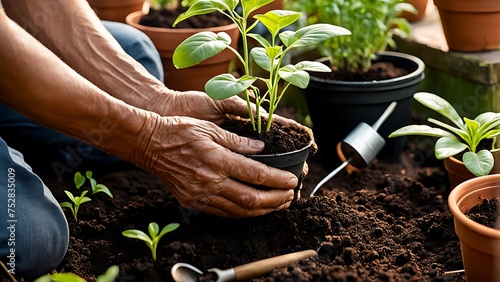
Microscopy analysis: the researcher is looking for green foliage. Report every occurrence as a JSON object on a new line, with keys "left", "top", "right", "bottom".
{"left": 60, "top": 171, "right": 113, "bottom": 222}
{"left": 149, "top": 0, "right": 178, "bottom": 10}
{"left": 122, "top": 222, "right": 180, "bottom": 261}
{"left": 285, "top": 0, "right": 416, "bottom": 73}
{"left": 33, "top": 265, "right": 119, "bottom": 282}
{"left": 172, "top": 0, "right": 350, "bottom": 132}
{"left": 389, "top": 92, "right": 500, "bottom": 176}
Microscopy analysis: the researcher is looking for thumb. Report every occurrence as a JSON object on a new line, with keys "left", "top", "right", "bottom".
{"left": 211, "top": 126, "right": 264, "bottom": 155}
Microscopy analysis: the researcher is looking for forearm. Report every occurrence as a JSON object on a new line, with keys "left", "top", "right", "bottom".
{"left": 2, "top": 0, "right": 168, "bottom": 111}
{"left": 0, "top": 9, "right": 153, "bottom": 163}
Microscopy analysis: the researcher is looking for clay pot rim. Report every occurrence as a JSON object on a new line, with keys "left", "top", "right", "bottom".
{"left": 434, "top": 0, "right": 500, "bottom": 12}
{"left": 126, "top": 11, "right": 238, "bottom": 34}
{"left": 448, "top": 174, "right": 500, "bottom": 238}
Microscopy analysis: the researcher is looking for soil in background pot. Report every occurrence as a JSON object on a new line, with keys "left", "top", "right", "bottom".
{"left": 138, "top": 6, "right": 232, "bottom": 28}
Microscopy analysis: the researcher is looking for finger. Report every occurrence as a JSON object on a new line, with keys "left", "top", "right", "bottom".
{"left": 190, "top": 184, "right": 294, "bottom": 218}
{"left": 225, "top": 151, "right": 298, "bottom": 189}
{"left": 209, "top": 124, "right": 265, "bottom": 155}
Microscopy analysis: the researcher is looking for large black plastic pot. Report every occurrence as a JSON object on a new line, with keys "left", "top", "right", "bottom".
{"left": 305, "top": 51, "right": 425, "bottom": 168}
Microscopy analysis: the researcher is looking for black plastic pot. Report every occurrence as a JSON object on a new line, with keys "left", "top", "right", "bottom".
{"left": 247, "top": 140, "right": 314, "bottom": 178}
{"left": 305, "top": 51, "right": 425, "bottom": 168}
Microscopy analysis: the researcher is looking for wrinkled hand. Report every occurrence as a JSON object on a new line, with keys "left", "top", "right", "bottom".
{"left": 133, "top": 114, "right": 299, "bottom": 218}
{"left": 145, "top": 89, "right": 305, "bottom": 129}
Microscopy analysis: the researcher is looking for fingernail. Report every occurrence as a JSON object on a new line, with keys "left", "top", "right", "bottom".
{"left": 249, "top": 139, "right": 264, "bottom": 150}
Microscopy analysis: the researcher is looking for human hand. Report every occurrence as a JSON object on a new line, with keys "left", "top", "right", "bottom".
{"left": 145, "top": 89, "right": 306, "bottom": 129}
{"left": 132, "top": 114, "right": 299, "bottom": 218}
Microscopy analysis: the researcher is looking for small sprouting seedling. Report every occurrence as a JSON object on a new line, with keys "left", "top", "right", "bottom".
{"left": 60, "top": 190, "right": 91, "bottom": 222}
{"left": 74, "top": 171, "right": 113, "bottom": 198}
{"left": 33, "top": 265, "right": 119, "bottom": 282}
{"left": 60, "top": 171, "right": 112, "bottom": 222}
{"left": 122, "top": 222, "right": 180, "bottom": 261}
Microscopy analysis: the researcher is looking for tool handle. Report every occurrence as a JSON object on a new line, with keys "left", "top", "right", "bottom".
{"left": 233, "top": 249, "right": 318, "bottom": 281}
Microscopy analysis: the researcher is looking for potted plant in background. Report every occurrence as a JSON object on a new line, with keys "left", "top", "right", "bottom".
{"left": 283, "top": 0, "right": 424, "bottom": 168}
{"left": 88, "top": 0, "right": 146, "bottom": 23}
{"left": 448, "top": 174, "right": 500, "bottom": 281}
{"left": 401, "top": 0, "right": 429, "bottom": 22}
{"left": 390, "top": 92, "right": 500, "bottom": 188}
{"left": 126, "top": 0, "right": 240, "bottom": 91}
{"left": 172, "top": 0, "right": 350, "bottom": 178}
{"left": 433, "top": 0, "right": 500, "bottom": 52}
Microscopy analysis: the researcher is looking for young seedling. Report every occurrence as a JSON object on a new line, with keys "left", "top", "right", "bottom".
{"left": 390, "top": 92, "right": 500, "bottom": 176}
{"left": 60, "top": 171, "right": 113, "bottom": 222}
{"left": 33, "top": 265, "right": 119, "bottom": 282}
{"left": 172, "top": 0, "right": 351, "bottom": 133}
{"left": 74, "top": 171, "right": 113, "bottom": 198}
{"left": 59, "top": 190, "right": 91, "bottom": 222}
{"left": 122, "top": 222, "right": 180, "bottom": 261}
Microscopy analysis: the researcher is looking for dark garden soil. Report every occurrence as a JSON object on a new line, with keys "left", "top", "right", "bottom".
{"left": 1, "top": 135, "right": 469, "bottom": 282}
{"left": 139, "top": 6, "right": 232, "bottom": 29}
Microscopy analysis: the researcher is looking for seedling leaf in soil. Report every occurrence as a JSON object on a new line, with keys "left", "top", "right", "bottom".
{"left": 33, "top": 265, "right": 119, "bottom": 282}
{"left": 122, "top": 222, "right": 180, "bottom": 261}
{"left": 60, "top": 190, "right": 91, "bottom": 222}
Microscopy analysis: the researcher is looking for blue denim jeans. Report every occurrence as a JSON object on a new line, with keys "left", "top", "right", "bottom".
{"left": 0, "top": 21, "right": 163, "bottom": 277}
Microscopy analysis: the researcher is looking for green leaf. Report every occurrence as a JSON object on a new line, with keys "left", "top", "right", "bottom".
{"left": 388, "top": 125, "right": 454, "bottom": 138}
{"left": 94, "top": 184, "right": 113, "bottom": 198}
{"left": 85, "top": 171, "right": 93, "bottom": 179}
{"left": 173, "top": 0, "right": 218, "bottom": 26}
{"left": 247, "top": 33, "right": 271, "bottom": 48}
{"left": 463, "top": 150, "right": 494, "bottom": 176}
{"left": 89, "top": 178, "right": 97, "bottom": 192}
{"left": 251, "top": 47, "right": 274, "bottom": 72}
{"left": 59, "top": 202, "right": 73, "bottom": 209}
{"left": 475, "top": 112, "right": 500, "bottom": 125}
{"left": 122, "top": 229, "right": 153, "bottom": 245}
{"left": 78, "top": 196, "right": 92, "bottom": 205}
{"left": 278, "top": 65, "right": 309, "bottom": 89}
{"left": 148, "top": 222, "right": 160, "bottom": 238}
{"left": 280, "top": 24, "right": 351, "bottom": 48}
{"left": 34, "top": 273, "right": 86, "bottom": 282}
{"left": 158, "top": 223, "right": 181, "bottom": 239}
{"left": 74, "top": 172, "right": 85, "bottom": 189}
{"left": 243, "top": 0, "right": 274, "bottom": 15}
{"left": 96, "top": 265, "right": 119, "bottom": 282}
{"left": 435, "top": 137, "right": 468, "bottom": 159}
{"left": 64, "top": 190, "right": 76, "bottom": 203}
{"left": 414, "top": 92, "right": 465, "bottom": 129}
{"left": 254, "top": 10, "right": 301, "bottom": 38}
{"left": 294, "top": 61, "right": 332, "bottom": 72}
{"left": 205, "top": 74, "right": 257, "bottom": 100}
{"left": 173, "top": 32, "right": 232, "bottom": 69}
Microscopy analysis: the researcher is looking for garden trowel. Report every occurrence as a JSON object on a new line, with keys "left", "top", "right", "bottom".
{"left": 309, "top": 101, "right": 397, "bottom": 197}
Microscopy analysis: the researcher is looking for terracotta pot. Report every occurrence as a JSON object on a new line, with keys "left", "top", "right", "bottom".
{"left": 126, "top": 11, "right": 240, "bottom": 91}
{"left": 87, "top": 0, "right": 145, "bottom": 23}
{"left": 434, "top": 0, "right": 500, "bottom": 51}
{"left": 448, "top": 174, "right": 500, "bottom": 281}
{"left": 444, "top": 153, "right": 500, "bottom": 189}
{"left": 401, "top": 0, "right": 429, "bottom": 22}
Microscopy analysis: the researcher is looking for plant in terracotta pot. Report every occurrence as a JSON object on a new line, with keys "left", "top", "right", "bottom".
{"left": 172, "top": 0, "right": 351, "bottom": 177}
{"left": 448, "top": 174, "right": 500, "bottom": 281}
{"left": 389, "top": 92, "right": 500, "bottom": 188}
{"left": 284, "top": 0, "right": 424, "bottom": 168}
{"left": 125, "top": 0, "right": 240, "bottom": 91}
{"left": 87, "top": 0, "right": 145, "bottom": 23}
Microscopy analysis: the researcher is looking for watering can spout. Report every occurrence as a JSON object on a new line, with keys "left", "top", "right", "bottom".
{"left": 310, "top": 101, "right": 398, "bottom": 197}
